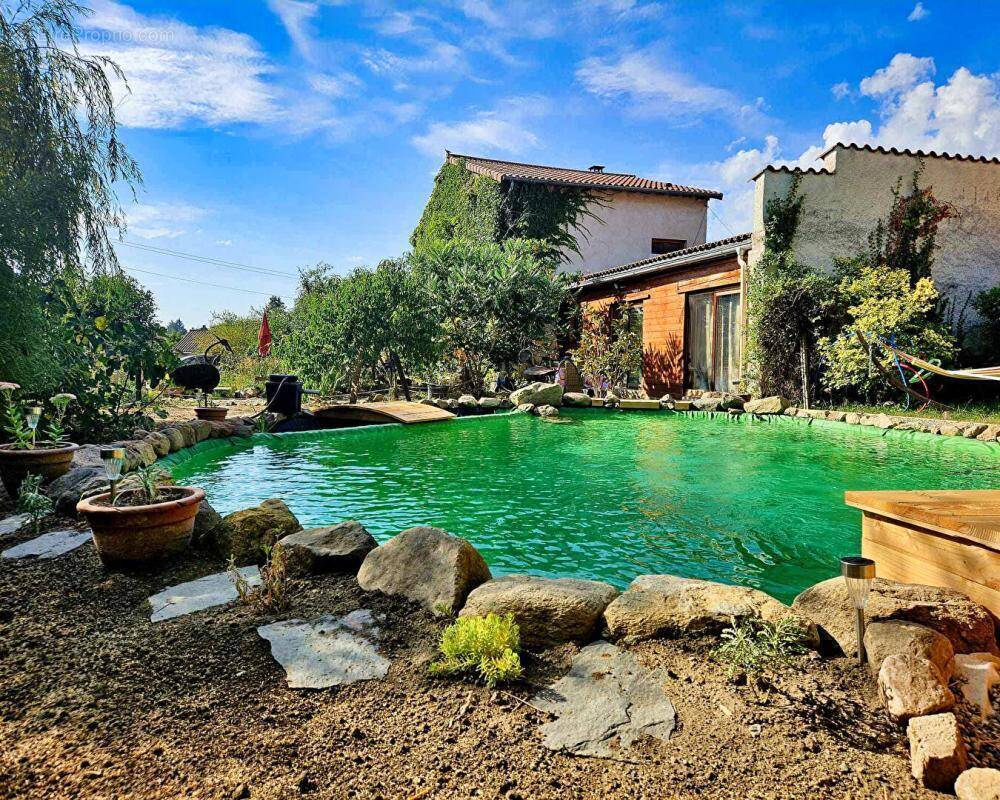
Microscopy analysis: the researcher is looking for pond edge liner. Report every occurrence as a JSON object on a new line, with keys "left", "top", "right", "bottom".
{"left": 158, "top": 406, "right": 998, "bottom": 477}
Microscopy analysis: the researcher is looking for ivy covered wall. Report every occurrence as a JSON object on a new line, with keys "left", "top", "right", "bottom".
{"left": 410, "top": 158, "right": 603, "bottom": 262}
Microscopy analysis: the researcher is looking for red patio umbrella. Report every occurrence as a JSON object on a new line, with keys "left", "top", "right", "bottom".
{"left": 258, "top": 312, "right": 272, "bottom": 357}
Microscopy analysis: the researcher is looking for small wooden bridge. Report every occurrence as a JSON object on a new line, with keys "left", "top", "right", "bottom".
{"left": 311, "top": 401, "right": 456, "bottom": 427}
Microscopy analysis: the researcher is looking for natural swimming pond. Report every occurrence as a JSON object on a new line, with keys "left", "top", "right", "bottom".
{"left": 166, "top": 410, "right": 998, "bottom": 603}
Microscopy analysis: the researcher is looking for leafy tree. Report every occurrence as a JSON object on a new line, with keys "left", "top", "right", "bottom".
{"left": 286, "top": 259, "right": 440, "bottom": 399}
{"left": 572, "top": 304, "right": 643, "bottom": 396}
{"left": 47, "top": 272, "right": 177, "bottom": 438}
{"left": 0, "top": 0, "right": 139, "bottom": 281}
{"left": 165, "top": 319, "right": 187, "bottom": 335}
{"left": 412, "top": 238, "right": 572, "bottom": 395}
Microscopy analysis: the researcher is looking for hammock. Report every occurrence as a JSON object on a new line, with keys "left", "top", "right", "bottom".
{"left": 863, "top": 332, "right": 1000, "bottom": 382}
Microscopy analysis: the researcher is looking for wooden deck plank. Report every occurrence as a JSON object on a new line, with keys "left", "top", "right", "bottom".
{"left": 312, "top": 402, "right": 456, "bottom": 425}
{"left": 845, "top": 490, "right": 1000, "bottom": 551}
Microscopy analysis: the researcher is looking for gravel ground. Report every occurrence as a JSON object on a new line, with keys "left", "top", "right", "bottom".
{"left": 0, "top": 505, "right": 990, "bottom": 800}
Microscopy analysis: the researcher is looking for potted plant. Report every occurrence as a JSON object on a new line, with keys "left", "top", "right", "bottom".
{"left": 77, "top": 465, "right": 205, "bottom": 566}
{"left": 0, "top": 384, "right": 79, "bottom": 496}
{"left": 194, "top": 390, "right": 228, "bottom": 422}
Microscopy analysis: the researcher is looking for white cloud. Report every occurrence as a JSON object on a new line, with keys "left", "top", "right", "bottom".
{"left": 857, "top": 56, "right": 1000, "bottom": 154}
{"left": 411, "top": 96, "right": 549, "bottom": 157}
{"left": 308, "top": 71, "right": 363, "bottom": 98}
{"left": 266, "top": 0, "right": 320, "bottom": 60}
{"left": 126, "top": 203, "right": 207, "bottom": 239}
{"left": 80, "top": 0, "right": 280, "bottom": 129}
{"left": 215, "top": 239, "right": 233, "bottom": 247}
{"left": 575, "top": 50, "right": 762, "bottom": 125}
{"left": 859, "top": 53, "right": 935, "bottom": 97}
{"left": 831, "top": 81, "right": 851, "bottom": 100}
{"left": 908, "top": 2, "right": 930, "bottom": 21}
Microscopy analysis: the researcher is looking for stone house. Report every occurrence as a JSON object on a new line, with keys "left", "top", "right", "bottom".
{"left": 574, "top": 143, "right": 1000, "bottom": 399}
{"left": 441, "top": 153, "right": 723, "bottom": 274}
{"left": 751, "top": 143, "right": 1000, "bottom": 325}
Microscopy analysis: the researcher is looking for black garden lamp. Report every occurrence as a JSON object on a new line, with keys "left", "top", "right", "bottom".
{"left": 101, "top": 447, "right": 126, "bottom": 503}
{"left": 840, "top": 555, "right": 876, "bottom": 666}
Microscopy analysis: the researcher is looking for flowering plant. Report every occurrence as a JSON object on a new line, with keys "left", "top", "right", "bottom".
{"left": 0, "top": 383, "right": 76, "bottom": 450}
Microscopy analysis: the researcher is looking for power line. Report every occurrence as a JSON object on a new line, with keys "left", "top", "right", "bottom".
{"left": 709, "top": 205, "right": 736, "bottom": 237}
{"left": 123, "top": 265, "right": 292, "bottom": 298}
{"left": 119, "top": 241, "right": 298, "bottom": 278}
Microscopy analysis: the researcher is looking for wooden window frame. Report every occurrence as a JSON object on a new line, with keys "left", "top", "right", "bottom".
{"left": 651, "top": 237, "right": 686, "bottom": 255}
{"left": 683, "top": 286, "right": 741, "bottom": 393}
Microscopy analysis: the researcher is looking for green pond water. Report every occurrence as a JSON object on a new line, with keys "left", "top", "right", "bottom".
{"left": 167, "top": 410, "right": 998, "bottom": 603}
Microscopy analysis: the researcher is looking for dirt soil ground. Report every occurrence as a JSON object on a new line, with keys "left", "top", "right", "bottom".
{"left": 1, "top": 505, "right": 996, "bottom": 800}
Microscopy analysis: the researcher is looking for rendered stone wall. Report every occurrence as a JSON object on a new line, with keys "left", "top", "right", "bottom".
{"left": 563, "top": 192, "right": 710, "bottom": 275}
{"left": 750, "top": 144, "right": 1000, "bottom": 324}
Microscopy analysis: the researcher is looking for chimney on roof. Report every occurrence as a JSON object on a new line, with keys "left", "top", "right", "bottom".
{"left": 588, "top": 165, "right": 605, "bottom": 173}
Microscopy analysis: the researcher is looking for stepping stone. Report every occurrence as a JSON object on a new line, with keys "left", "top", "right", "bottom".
{"left": 532, "top": 640, "right": 676, "bottom": 758}
{"left": 1, "top": 530, "right": 91, "bottom": 560}
{"left": 148, "top": 567, "right": 261, "bottom": 622}
{"left": 257, "top": 609, "right": 389, "bottom": 689}
{"left": 0, "top": 513, "right": 32, "bottom": 537}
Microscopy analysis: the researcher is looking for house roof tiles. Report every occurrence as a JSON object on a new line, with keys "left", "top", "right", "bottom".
{"left": 572, "top": 232, "right": 751, "bottom": 289}
{"left": 447, "top": 152, "right": 723, "bottom": 199}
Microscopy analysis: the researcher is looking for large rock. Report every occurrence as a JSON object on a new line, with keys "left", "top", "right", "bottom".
{"left": 562, "top": 392, "right": 592, "bottom": 408}
{"left": 477, "top": 396, "right": 501, "bottom": 410}
{"left": 191, "top": 419, "right": 213, "bottom": 442}
{"left": 878, "top": 654, "right": 955, "bottom": 722}
{"left": 161, "top": 427, "right": 186, "bottom": 453}
{"left": 460, "top": 575, "right": 619, "bottom": 649}
{"left": 956, "top": 768, "right": 1000, "bottom": 800}
{"left": 908, "top": 713, "right": 968, "bottom": 791}
{"left": 792, "top": 578, "right": 999, "bottom": 657}
{"left": 532, "top": 641, "right": 676, "bottom": 758}
{"left": 357, "top": 526, "right": 490, "bottom": 615}
{"left": 192, "top": 499, "right": 229, "bottom": 547}
{"left": 744, "top": 396, "right": 791, "bottom": 415}
{"left": 865, "top": 620, "right": 956, "bottom": 680}
{"left": 47, "top": 466, "right": 107, "bottom": 514}
{"left": 175, "top": 423, "right": 198, "bottom": 448}
{"left": 457, "top": 394, "right": 478, "bottom": 410}
{"left": 277, "top": 521, "right": 377, "bottom": 576}
{"left": 510, "top": 382, "right": 563, "bottom": 407}
{"left": 602, "top": 575, "right": 819, "bottom": 648}
{"left": 145, "top": 431, "right": 171, "bottom": 457}
{"left": 718, "top": 393, "right": 744, "bottom": 410}
{"left": 220, "top": 499, "right": 302, "bottom": 564}
{"left": 692, "top": 397, "right": 721, "bottom": 412}
{"left": 536, "top": 404, "right": 560, "bottom": 418}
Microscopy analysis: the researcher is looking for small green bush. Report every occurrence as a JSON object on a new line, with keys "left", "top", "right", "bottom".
{"left": 17, "top": 474, "right": 53, "bottom": 534}
{"left": 429, "top": 613, "right": 523, "bottom": 688}
{"left": 713, "top": 616, "right": 807, "bottom": 684}
{"left": 971, "top": 286, "right": 1000, "bottom": 361}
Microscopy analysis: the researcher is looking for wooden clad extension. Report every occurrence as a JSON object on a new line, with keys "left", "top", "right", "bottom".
{"left": 578, "top": 255, "right": 742, "bottom": 397}
{"left": 844, "top": 490, "right": 1000, "bottom": 617}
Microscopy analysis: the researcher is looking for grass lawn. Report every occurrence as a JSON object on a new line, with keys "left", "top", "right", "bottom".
{"left": 824, "top": 400, "right": 1000, "bottom": 424}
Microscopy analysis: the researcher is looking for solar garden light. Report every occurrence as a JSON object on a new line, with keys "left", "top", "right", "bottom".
{"left": 101, "top": 447, "right": 126, "bottom": 503}
{"left": 25, "top": 405, "right": 42, "bottom": 447}
{"left": 840, "top": 556, "right": 876, "bottom": 666}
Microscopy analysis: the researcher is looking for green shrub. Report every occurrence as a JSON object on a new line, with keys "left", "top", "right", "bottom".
{"left": 713, "top": 616, "right": 807, "bottom": 684}
{"left": 17, "top": 474, "right": 53, "bottom": 534}
{"left": 429, "top": 613, "right": 523, "bottom": 688}
{"left": 817, "top": 261, "right": 955, "bottom": 401}
{"left": 970, "top": 286, "right": 1000, "bottom": 361}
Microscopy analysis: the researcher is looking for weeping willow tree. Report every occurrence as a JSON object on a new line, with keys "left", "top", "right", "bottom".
{"left": 1, "top": 0, "right": 142, "bottom": 394}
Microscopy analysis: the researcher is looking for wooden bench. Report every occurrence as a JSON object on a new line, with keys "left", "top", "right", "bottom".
{"left": 844, "top": 490, "right": 1000, "bottom": 617}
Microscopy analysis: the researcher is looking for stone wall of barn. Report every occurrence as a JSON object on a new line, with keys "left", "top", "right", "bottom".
{"left": 750, "top": 143, "right": 1000, "bottom": 324}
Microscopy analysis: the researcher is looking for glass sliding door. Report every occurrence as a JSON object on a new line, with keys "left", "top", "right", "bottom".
{"left": 685, "top": 288, "right": 741, "bottom": 392}
{"left": 686, "top": 293, "right": 713, "bottom": 390}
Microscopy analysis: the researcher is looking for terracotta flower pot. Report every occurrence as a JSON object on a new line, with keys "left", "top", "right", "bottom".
{"left": 194, "top": 407, "right": 228, "bottom": 422}
{"left": 0, "top": 442, "right": 79, "bottom": 496}
{"left": 77, "top": 486, "right": 205, "bottom": 566}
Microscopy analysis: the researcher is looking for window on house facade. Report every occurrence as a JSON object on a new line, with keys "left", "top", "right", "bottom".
{"left": 651, "top": 238, "right": 686, "bottom": 255}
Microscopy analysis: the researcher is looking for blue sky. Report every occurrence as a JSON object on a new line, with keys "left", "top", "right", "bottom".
{"left": 74, "top": 0, "right": 1000, "bottom": 326}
